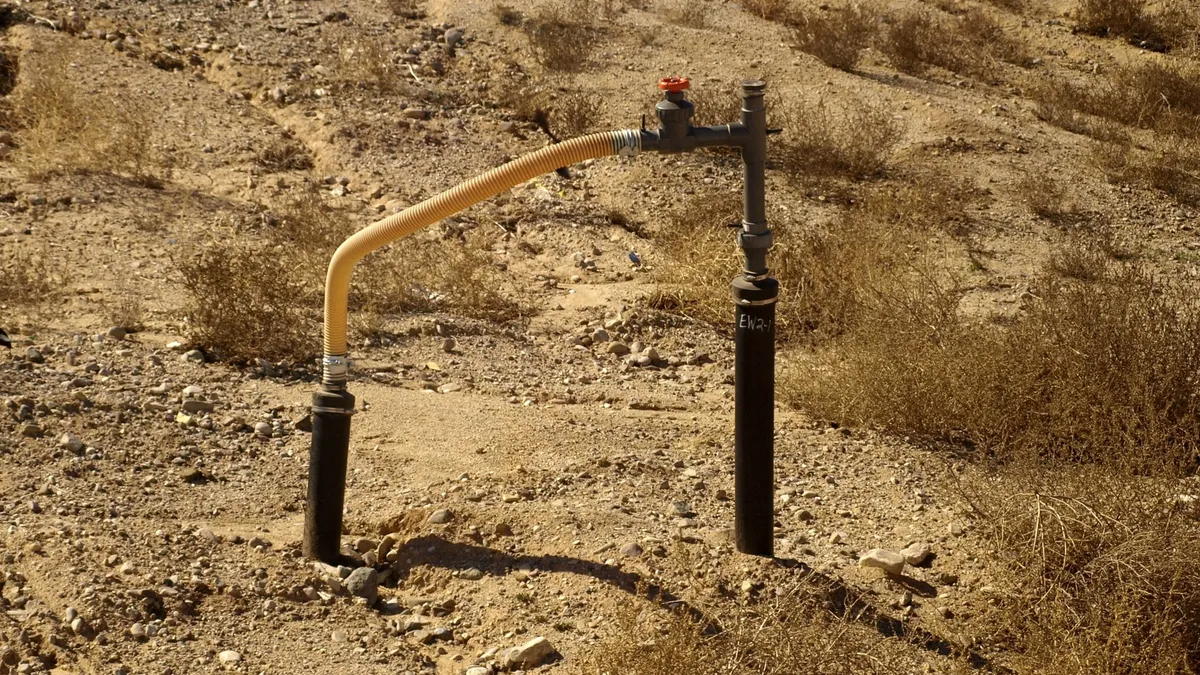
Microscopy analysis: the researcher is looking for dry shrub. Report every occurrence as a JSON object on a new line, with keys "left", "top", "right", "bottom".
{"left": 331, "top": 33, "right": 411, "bottom": 95}
{"left": 788, "top": 248, "right": 1200, "bottom": 473}
{"left": 880, "top": 8, "right": 1026, "bottom": 79}
{"left": 685, "top": 82, "right": 742, "bottom": 126}
{"left": 1076, "top": 0, "right": 1200, "bottom": 53}
{"left": 105, "top": 293, "right": 146, "bottom": 332}
{"left": 1030, "top": 60, "right": 1200, "bottom": 137}
{"left": 387, "top": 0, "right": 425, "bottom": 19}
{"left": 964, "top": 467, "right": 1200, "bottom": 674}
{"left": 551, "top": 89, "right": 601, "bottom": 138}
{"left": 1076, "top": 0, "right": 1146, "bottom": 37}
{"left": 735, "top": 0, "right": 794, "bottom": 21}
{"left": 255, "top": 138, "right": 314, "bottom": 172}
{"left": 579, "top": 580, "right": 932, "bottom": 674}
{"left": 180, "top": 195, "right": 524, "bottom": 362}
{"left": 787, "top": 4, "right": 874, "bottom": 71}
{"left": 1019, "top": 173, "right": 1084, "bottom": 222}
{"left": 13, "top": 46, "right": 159, "bottom": 183}
{"left": 661, "top": 0, "right": 707, "bottom": 28}
{"left": 1094, "top": 135, "right": 1200, "bottom": 206}
{"left": 0, "top": 248, "right": 59, "bottom": 308}
{"left": 524, "top": 1, "right": 598, "bottom": 73}
{"left": 773, "top": 96, "right": 900, "bottom": 180}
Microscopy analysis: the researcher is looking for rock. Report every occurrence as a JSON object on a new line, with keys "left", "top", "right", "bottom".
{"left": 376, "top": 533, "right": 400, "bottom": 560}
{"left": 442, "top": 337, "right": 456, "bottom": 353}
{"left": 217, "top": 650, "right": 242, "bottom": 666}
{"left": 354, "top": 537, "right": 377, "bottom": 554}
{"left": 20, "top": 424, "right": 43, "bottom": 438}
{"left": 900, "top": 542, "right": 931, "bottom": 566}
{"left": 270, "top": 86, "right": 287, "bottom": 103}
{"left": 505, "top": 636, "right": 559, "bottom": 669}
{"left": 182, "top": 399, "right": 215, "bottom": 413}
{"left": 70, "top": 616, "right": 93, "bottom": 639}
{"left": 606, "top": 342, "right": 631, "bottom": 356}
{"left": 494, "top": 522, "right": 513, "bottom": 536}
{"left": 343, "top": 567, "right": 378, "bottom": 606}
{"left": 644, "top": 346, "right": 660, "bottom": 362}
{"left": 25, "top": 347, "right": 44, "bottom": 363}
{"left": 429, "top": 509, "right": 453, "bottom": 524}
{"left": 949, "top": 522, "right": 965, "bottom": 536}
{"left": 404, "top": 108, "right": 431, "bottom": 120}
{"left": 619, "top": 542, "right": 643, "bottom": 557}
{"left": 129, "top": 622, "right": 146, "bottom": 639}
{"left": 180, "top": 467, "right": 206, "bottom": 484}
{"left": 859, "top": 549, "right": 905, "bottom": 576}
{"left": 253, "top": 421, "right": 272, "bottom": 436}
{"left": 829, "top": 531, "right": 845, "bottom": 545}
{"left": 444, "top": 28, "right": 463, "bottom": 49}
{"left": 293, "top": 414, "right": 313, "bottom": 433}
{"left": 59, "top": 433, "right": 84, "bottom": 454}
{"left": 106, "top": 326, "right": 127, "bottom": 340}
{"left": 460, "top": 567, "right": 484, "bottom": 580}
{"left": 182, "top": 384, "right": 204, "bottom": 397}
{"left": 465, "top": 667, "right": 489, "bottom": 675}
{"left": 182, "top": 349, "right": 205, "bottom": 363}
{"left": 591, "top": 328, "right": 610, "bottom": 342}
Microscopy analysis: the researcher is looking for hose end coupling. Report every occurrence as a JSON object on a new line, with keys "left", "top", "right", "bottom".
{"left": 612, "top": 129, "right": 641, "bottom": 158}
{"left": 321, "top": 353, "right": 350, "bottom": 388}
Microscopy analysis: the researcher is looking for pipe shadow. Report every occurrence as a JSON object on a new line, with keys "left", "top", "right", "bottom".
{"left": 385, "top": 535, "right": 709, "bottom": 625}
{"left": 774, "top": 557, "right": 1003, "bottom": 671}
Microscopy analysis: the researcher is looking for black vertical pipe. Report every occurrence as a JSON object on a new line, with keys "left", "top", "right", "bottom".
{"left": 303, "top": 387, "right": 355, "bottom": 564}
{"left": 732, "top": 80, "right": 778, "bottom": 557}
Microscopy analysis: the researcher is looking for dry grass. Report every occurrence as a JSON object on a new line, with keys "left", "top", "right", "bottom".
{"left": 1019, "top": 174, "right": 1084, "bottom": 222}
{"left": 180, "top": 194, "right": 525, "bottom": 363}
{"left": 387, "top": 0, "right": 426, "bottom": 19}
{"left": 963, "top": 466, "right": 1200, "bottom": 674}
{"left": 787, "top": 4, "right": 874, "bottom": 71}
{"left": 1076, "top": 0, "right": 1200, "bottom": 53}
{"left": 493, "top": 3, "right": 524, "bottom": 25}
{"left": 787, "top": 246, "right": 1200, "bottom": 474}
{"left": 524, "top": 1, "right": 598, "bottom": 73}
{"left": 1093, "top": 135, "right": 1200, "bottom": 206}
{"left": 0, "top": 248, "right": 60, "bottom": 308}
{"left": 13, "top": 46, "right": 159, "bottom": 183}
{"left": 879, "top": 8, "right": 1028, "bottom": 79}
{"left": 773, "top": 96, "right": 901, "bottom": 180}
{"left": 1030, "top": 60, "right": 1200, "bottom": 137}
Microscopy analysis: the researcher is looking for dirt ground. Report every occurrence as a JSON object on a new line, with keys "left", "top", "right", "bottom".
{"left": 1, "top": 0, "right": 1198, "bottom": 673}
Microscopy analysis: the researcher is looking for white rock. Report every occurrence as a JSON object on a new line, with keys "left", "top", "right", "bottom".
{"left": 59, "top": 433, "right": 84, "bottom": 454}
{"left": 218, "top": 649, "right": 242, "bottom": 666}
{"left": 505, "top": 636, "right": 559, "bottom": 669}
{"left": 859, "top": 549, "right": 905, "bottom": 576}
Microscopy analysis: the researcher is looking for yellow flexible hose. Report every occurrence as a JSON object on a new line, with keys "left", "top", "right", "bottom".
{"left": 322, "top": 130, "right": 640, "bottom": 374}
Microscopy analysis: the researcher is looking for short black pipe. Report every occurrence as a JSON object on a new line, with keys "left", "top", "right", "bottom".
{"left": 303, "top": 387, "right": 356, "bottom": 564}
{"left": 732, "top": 277, "right": 779, "bottom": 556}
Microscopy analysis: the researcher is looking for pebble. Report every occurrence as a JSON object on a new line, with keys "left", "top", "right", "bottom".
{"left": 442, "top": 338, "right": 456, "bottom": 353}
{"left": 494, "top": 523, "right": 513, "bottom": 536}
{"left": 859, "top": 549, "right": 905, "bottom": 576}
{"left": 129, "top": 623, "right": 146, "bottom": 639}
{"left": 25, "top": 347, "right": 44, "bottom": 363}
{"left": 465, "top": 667, "right": 489, "bottom": 675}
{"left": 900, "top": 542, "right": 931, "bottom": 566}
{"left": 59, "top": 433, "right": 84, "bottom": 454}
{"left": 182, "top": 400, "right": 216, "bottom": 413}
{"left": 460, "top": 567, "right": 484, "bottom": 580}
{"left": 429, "top": 509, "right": 454, "bottom": 524}
{"left": 253, "top": 421, "right": 272, "bottom": 436}
{"left": 404, "top": 108, "right": 431, "bottom": 120}
{"left": 217, "top": 650, "right": 242, "bottom": 666}
{"left": 106, "top": 326, "right": 127, "bottom": 340}
{"left": 619, "top": 542, "right": 643, "bottom": 557}
{"left": 505, "top": 636, "right": 559, "bottom": 669}
{"left": 182, "top": 349, "right": 205, "bottom": 363}
{"left": 606, "top": 342, "right": 631, "bottom": 356}
{"left": 344, "top": 567, "right": 379, "bottom": 606}
{"left": 444, "top": 28, "right": 463, "bottom": 49}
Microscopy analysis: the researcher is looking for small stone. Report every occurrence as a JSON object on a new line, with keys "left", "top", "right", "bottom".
{"left": 70, "top": 617, "right": 93, "bottom": 639}
{"left": 180, "top": 467, "right": 206, "bottom": 484}
{"left": 404, "top": 108, "right": 430, "bottom": 120}
{"left": 444, "top": 28, "right": 463, "bottom": 49}
{"left": 460, "top": 567, "right": 484, "bottom": 580}
{"left": 591, "top": 328, "right": 610, "bottom": 342}
{"left": 619, "top": 542, "right": 643, "bottom": 557}
{"left": 465, "top": 667, "right": 489, "bottom": 675}
{"left": 354, "top": 537, "right": 377, "bottom": 554}
{"left": 129, "top": 622, "right": 146, "bottom": 639}
{"left": 429, "top": 509, "right": 454, "bottom": 524}
{"left": 505, "top": 636, "right": 559, "bottom": 669}
{"left": 900, "top": 542, "right": 931, "bottom": 566}
{"left": 181, "top": 399, "right": 215, "bottom": 413}
{"left": 59, "top": 433, "right": 84, "bottom": 454}
{"left": 494, "top": 522, "right": 513, "bottom": 536}
{"left": 859, "top": 549, "right": 905, "bottom": 576}
{"left": 343, "top": 567, "right": 378, "bottom": 606}
{"left": 376, "top": 533, "right": 400, "bottom": 560}
{"left": 217, "top": 650, "right": 242, "bottom": 666}
{"left": 182, "top": 349, "right": 205, "bottom": 363}
{"left": 829, "top": 531, "right": 845, "bottom": 545}
{"left": 442, "top": 337, "right": 456, "bottom": 353}
{"left": 606, "top": 342, "right": 631, "bottom": 356}
{"left": 21, "top": 423, "right": 44, "bottom": 438}
{"left": 106, "top": 326, "right": 127, "bottom": 340}
{"left": 253, "top": 421, "right": 272, "bottom": 436}
{"left": 120, "top": 561, "right": 137, "bottom": 575}
{"left": 949, "top": 522, "right": 965, "bottom": 536}
{"left": 25, "top": 347, "right": 44, "bottom": 363}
